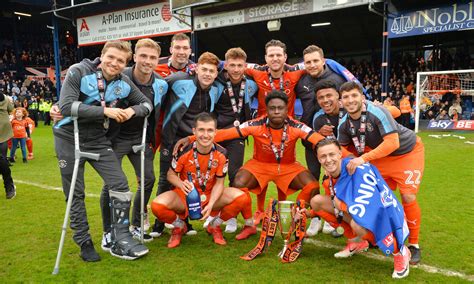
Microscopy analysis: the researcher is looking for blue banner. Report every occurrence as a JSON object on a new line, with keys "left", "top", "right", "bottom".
{"left": 335, "top": 159, "right": 408, "bottom": 255}
{"left": 388, "top": 1, "right": 474, "bottom": 38}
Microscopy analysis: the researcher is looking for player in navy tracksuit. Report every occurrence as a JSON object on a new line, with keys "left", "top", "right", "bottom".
{"left": 102, "top": 39, "right": 168, "bottom": 243}
{"left": 53, "top": 41, "right": 151, "bottom": 261}
{"left": 153, "top": 52, "right": 224, "bottom": 236}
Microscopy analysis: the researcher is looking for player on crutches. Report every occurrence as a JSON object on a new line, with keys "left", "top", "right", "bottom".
{"left": 53, "top": 102, "right": 100, "bottom": 274}
{"left": 52, "top": 41, "right": 152, "bottom": 272}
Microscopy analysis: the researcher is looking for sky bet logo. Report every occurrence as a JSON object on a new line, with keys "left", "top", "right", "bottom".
{"left": 428, "top": 120, "right": 453, "bottom": 129}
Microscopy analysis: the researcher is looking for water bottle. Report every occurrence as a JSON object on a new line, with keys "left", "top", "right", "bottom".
{"left": 186, "top": 172, "right": 202, "bottom": 220}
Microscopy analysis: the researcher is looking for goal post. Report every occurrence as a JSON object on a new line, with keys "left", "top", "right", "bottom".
{"left": 415, "top": 69, "right": 474, "bottom": 132}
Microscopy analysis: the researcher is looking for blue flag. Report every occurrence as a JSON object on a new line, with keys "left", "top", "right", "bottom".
{"left": 335, "top": 158, "right": 409, "bottom": 255}
{"left": 325, "top": 59, "right": 372, "bottom": 100}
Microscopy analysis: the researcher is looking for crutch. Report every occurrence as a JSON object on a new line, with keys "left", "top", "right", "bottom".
{"left": 53, "top": 102, "right": 100, "bottom": 275}
{"left": 132, "top": 114, "right": 149, "bottom": 243}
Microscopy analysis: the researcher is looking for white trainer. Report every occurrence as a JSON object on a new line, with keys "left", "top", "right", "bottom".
{"left": 306, "top": 217, "right": 322, "bottom": 237}
{"left": 130, "top": 226, "right": 153, "bottom": 243}
{"left": 164, "top": 223, "right": 175, "bottom": 229}
{"left": 393, "top": 246, "right": 411, "bottom": 279}
{"left": 224, "top": 218, "right": 238, "bottom": 233}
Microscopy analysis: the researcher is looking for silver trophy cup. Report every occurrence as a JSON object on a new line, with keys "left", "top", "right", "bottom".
{"left": 278, "top": 200, "right": 295, "bottom": 258}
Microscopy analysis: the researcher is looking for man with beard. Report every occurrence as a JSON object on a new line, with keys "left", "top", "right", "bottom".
{"left": 244, "top": 40, "right": 306, "bottom": 223}
{"left": 338, "top": 81, "right": 425, "bottom": 264}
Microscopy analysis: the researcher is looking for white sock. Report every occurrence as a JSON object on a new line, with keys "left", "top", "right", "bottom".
{"left": 408, "top": 243, "right": 419, "bottom": 249}
{"left": 172, "top": 217, "right": 184, "bottom": 229}
{"left": 244, "top": 218, "right": 254, "bottom": 226}
{"left": 211, "top": 217, "right": 223, "bottom": 227}
{"left": 394, "top": 246, "right": 407, "bottom": 256}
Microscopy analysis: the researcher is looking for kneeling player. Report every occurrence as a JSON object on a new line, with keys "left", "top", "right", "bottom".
{"left": 175, "top": 91, "right": 332, "bottom": 240}
{"left": 151, "top": 113, "right": 252, "bottom": 248}
{"left": 298, "top": 138, "right": 411, "bottom": 279}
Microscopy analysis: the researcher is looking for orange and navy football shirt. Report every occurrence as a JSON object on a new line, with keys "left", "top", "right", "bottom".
{"left": 212, "top": 116, "right": 324, "bottom": 164}
{"left": 245, "top": 68, "right": 305, "bottom": 117}
{"left": 171, "top": 143, "right": 228, "bottom": 194}
{"left": 155, "top": 57, "right": 196, "bottom": 78}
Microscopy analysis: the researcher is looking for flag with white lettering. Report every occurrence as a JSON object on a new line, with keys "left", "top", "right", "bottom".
{"left": 335, "top": 158, "right": 409, "bottom": 255}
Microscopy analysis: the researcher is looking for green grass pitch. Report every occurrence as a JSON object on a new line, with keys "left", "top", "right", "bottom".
{"left": 1, "top": 126, "right": 473, "bottom": 282}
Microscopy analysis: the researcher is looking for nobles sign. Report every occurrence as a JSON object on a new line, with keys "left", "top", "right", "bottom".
{"left": 388, "top": 1, "right": 474, "bottom": 38}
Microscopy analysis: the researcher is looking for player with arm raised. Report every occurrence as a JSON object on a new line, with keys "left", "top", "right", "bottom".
{"left": 244, "top": 40, "right": 306, "bottom": 222}
{"left": 175, "top": 91, "right": 342, "bottom": 240}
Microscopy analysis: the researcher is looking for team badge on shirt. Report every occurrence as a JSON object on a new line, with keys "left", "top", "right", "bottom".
{"left": 367, "top": 122, "right": 374, "bottom": 132}
{"left": 58, "top": 160, "right": 67, "bottom": 169}
{"left": 114, "top": 86, "right": 122, "bottom": 96}
{"left": 212, "top": 159, "right": 219, "bottom": 168}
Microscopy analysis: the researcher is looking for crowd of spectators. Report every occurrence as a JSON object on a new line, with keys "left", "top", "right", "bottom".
{"left": 0, "top": 37, "right": 76, "bottom": 73}
{"left": 0, "top": 72, "right": 55, "bottom": 125}
{"left": 1, "top": 37, "right": 472, "bottom": 124}
{"left": 340, "top": 50, "right": 473, "bottom": 122}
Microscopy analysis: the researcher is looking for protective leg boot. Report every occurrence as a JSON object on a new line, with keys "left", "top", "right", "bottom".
{"left": 109, "top": 190, "right": 149, "bottom": 260}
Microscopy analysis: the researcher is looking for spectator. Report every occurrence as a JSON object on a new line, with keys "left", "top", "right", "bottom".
{"left": 450, "top": 109, "right": 459, "bottom": 121}
{"left": 424, "top": 110, "right": 436, "bottom": 120}
{"left": 435, "top": 109, "right": 450, "bottom": 120}
{"left": 9, "top": 107, "right": 30, "bottom": 163}
{"left": 449, "top": 101, "right": 462, "bottom": 117}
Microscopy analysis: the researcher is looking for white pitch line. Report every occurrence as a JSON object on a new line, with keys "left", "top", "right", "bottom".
{"left": 303, "top": 238, "right": 474, "bottom": 282}
{"left": 13, "top": 179, "right": 100, "bottom": 198}
{"left": 13, "top": 179, "right": 474, "bottom": 282}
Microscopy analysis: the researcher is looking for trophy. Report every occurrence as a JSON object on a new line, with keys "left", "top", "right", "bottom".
{"left": 241, "top": 199, "right": 306, "bottom": 263}
{"left": 277, "top": 200, "right": 295, "bottom": 258}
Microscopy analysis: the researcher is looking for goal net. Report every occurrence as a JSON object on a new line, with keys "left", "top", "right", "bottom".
{"left": 415, "top": 69, "right": 474, "bottom": 132}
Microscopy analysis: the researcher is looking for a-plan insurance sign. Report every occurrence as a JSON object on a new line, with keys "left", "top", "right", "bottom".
{"left": 76, "top": 3, "right": 191, "bottom": 46}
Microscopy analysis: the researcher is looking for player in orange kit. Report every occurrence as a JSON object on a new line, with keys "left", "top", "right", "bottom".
{"left": 338, "top": 81, "right": 424, "bottom": 264}
{"left": 175, "top": 91, "right": 345, "bottom": 240}
{"left": 151, "top": 113, "right": 251, "bottom": 248}
{"left": 244, "top": 40, "right": 306, "bottom": 221}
